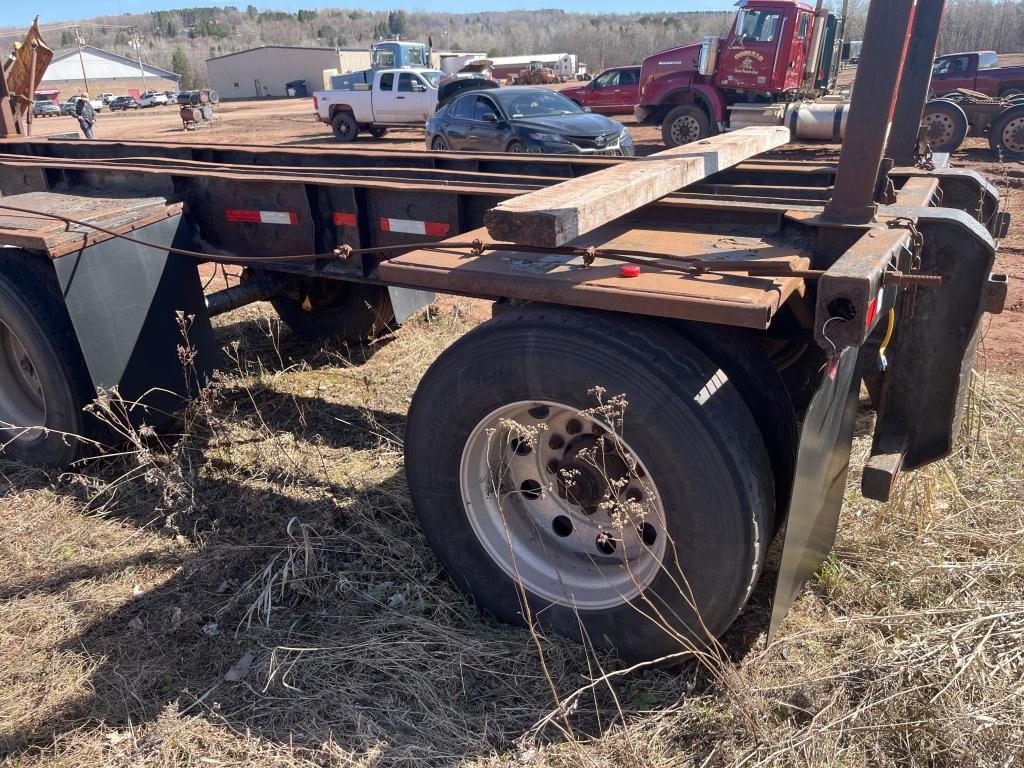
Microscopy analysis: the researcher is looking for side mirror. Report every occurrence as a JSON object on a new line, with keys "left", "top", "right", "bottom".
{"left": 482, "top": 112, "right": 498, "bottom": 123}
{"left": 583, "top": 107, "right": 592, "bottom": 113}
{"left": 412, "top": 84, "right": 426, "bottom": 92}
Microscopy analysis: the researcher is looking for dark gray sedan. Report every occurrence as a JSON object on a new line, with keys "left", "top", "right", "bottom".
{"left": 426, "top": 87, "right": 634, "bottom": 156}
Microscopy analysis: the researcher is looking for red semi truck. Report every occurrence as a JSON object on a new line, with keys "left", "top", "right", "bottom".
{"left": 635, "top": 0, "right": 846, "bottom": 147}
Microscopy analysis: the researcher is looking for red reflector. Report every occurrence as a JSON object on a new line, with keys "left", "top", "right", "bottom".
{"left": 620, "top": 264, "right": 641, "bottom": 278}
{"left": 225, "top": 209, "right": 261, "bottom": 223}
{"left": 333, "top": 212, "right": 357, "bottom": 227}
{"left": 424, "top": 221, "right": 450, "bottom": 237}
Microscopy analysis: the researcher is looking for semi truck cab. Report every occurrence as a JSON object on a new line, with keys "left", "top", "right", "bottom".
{"left": 637, "top": 0, "right": 841, "bottom": 147}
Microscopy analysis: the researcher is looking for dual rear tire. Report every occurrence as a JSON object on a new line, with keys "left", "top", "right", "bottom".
{"left": 406, "top": 308, "right": 778, "bottom": 661}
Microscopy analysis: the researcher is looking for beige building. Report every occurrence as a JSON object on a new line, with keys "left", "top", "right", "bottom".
{"left": 206, "top": 46, "right": 373, "bottom": 99}
{"left": 40, "top": 46, "right": 179, "bottom": 99}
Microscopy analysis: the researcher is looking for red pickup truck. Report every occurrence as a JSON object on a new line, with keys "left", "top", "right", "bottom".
{"left": 931, "top": 51, "right": 1024, "bottom": 98}
{"left": 560, "top": 66, "right": 641, "bottom": 115}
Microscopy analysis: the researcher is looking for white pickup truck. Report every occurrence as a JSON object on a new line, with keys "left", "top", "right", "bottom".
{"left": 313, "top": 68, "right": 445, "bottom": 141}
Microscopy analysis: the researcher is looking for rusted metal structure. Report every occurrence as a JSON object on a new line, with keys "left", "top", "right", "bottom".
{"left": 0, "top": 0, "right": 1010, "bottom": 659}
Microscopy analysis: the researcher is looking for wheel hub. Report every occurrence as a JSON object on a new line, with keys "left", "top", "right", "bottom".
{"left": 0, "top": 321, "right": 46, "bottom": 444}
{"left": 671, "top": 116, "right": 700, "bottom": 144}
{"left": 1003, "top": 117, "right": 1024, "bottom": 153}
{"left": 459, "top": 400, "right": 667, "bottom": 610}
{"left": 555, "top": 433, "right": 630, "bottom": 511}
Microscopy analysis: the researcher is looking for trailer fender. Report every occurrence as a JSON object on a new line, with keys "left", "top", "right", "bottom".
{"left": 863, "top": 207, "right": 999, "bottom": 500}
{"left": 52, "top": 213, "right": 217, "bottom": 430}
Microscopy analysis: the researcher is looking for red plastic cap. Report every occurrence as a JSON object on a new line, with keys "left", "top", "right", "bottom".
{"left": 620, "top": 264, "right": 641, "bottom": 278}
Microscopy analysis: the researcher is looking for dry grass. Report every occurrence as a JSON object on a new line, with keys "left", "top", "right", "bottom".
{"left": 1, "top": 299, "right": 1022, "bottom": 767}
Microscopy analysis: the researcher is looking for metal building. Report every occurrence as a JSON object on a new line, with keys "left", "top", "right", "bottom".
{"left": 40, "top": 46, "right": 180, "bottom": 98}
{"left": 206, "top": 46, "right": 373, "bottom": 99}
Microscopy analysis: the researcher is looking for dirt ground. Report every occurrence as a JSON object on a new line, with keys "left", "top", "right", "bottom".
{"left": 29, "top": 93, "right": 1022, "bottom": 371}
{"left": 2, "top": 92, "right": 1022, "bottom": 768}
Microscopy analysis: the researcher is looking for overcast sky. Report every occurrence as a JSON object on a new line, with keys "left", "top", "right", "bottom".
{"left": 4, "top": 1, "right": 739, "bottom": 30}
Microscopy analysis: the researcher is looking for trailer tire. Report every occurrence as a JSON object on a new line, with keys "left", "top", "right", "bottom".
{"left": 331, "top": 111, "right": 359, "bottom": 142}
{"left": 368, "top": 126, "right": 389, "bottom": 138}
{"left": 271, "top": 280, "right": 394, "bottom": 344}
{"left": 0, "top": 251, "right": 97, "bottom": 466}
{"left": 661, "top": 104, "right": 710, "bottom": 148}
{"left": 989, "top": 103, "right": 1024, "bottom": 159}
{"left": 405, "top": 308, "right": 774, "bottom": 661}
{"left": 922, "top": 100, "right": 969, "bottom": 153}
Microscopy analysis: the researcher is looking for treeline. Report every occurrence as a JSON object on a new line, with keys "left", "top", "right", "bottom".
{"left": 3, "top": 1, "right": 1024, "bottom": 89}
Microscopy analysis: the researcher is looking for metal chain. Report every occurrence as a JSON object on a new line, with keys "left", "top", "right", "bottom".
{"left": 887, "top": 216, "right": 925, "bottom": 318}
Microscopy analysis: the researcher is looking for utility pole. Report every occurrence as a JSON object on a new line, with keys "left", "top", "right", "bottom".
{"left": 75, "top": 27, "right": 91, "bottom": 97}
{"left": 131, "top": 29, "right": 148, "bottom": 91}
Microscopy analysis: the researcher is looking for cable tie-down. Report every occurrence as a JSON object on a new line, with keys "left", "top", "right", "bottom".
{"left": 470, "top": 238, "right": 485, "bottom": 256}
{"left": 334, "top": 244, "right": 353, "bottom": 261}
{"left": 579, "top": 246, "right": 598, "bottom": 268}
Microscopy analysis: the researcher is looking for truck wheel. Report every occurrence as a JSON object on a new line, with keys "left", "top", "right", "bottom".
{"left": 506, "top": 140, "right": 527, "bottom": 153}
{"left": 271, "top": 280, "right": 394, "bottom": 343}
{"left": 0, "top": 251, "right": 97, "bottom": 466}
{"left": 331, "top": 111, "right": 359, "bottom": 142}
{"left": 368, "top": 126, "right": 389, "bottom": 138}
{"left": 989, "top": 104, "right": 1024, "bottom": 159}
{"left": 661, "top": 105, "right": 710, "bottom": 148}
{"left": 405, "top": 308, "right": 774, "bottom": 661}
{"left": 431, "top": 136, "right": 449, "bottom": 151}
{"left": 922, "top": 100, "right": 968, "bottom": 153}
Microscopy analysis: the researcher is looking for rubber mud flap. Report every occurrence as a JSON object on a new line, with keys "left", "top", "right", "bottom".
{"left": 768, "top": 348, "right": 862, "bottom": 642}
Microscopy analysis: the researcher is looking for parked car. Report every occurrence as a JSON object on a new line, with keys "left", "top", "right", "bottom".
{"left": 931, "top": 51, "right": 1024, "bottom": 98}
{"left": 109, "top": 96, "right": 141, "bottom": 111}
{"left": 313, "top": 68, "right": 446, "bottom": 141}
{"left": 426, "top": 86, "right": 634, "bottom": 156}
{"left": 560, "top": 66, "right": 641, "bottom": 114}
{"left": 98, "top": 92, "right": 115, "bottom": 104}
{"left": 32, "top": 100, "right": 60, "bottom": 117}
{"left": 59, "top": 100, "right": 77, "bottom": 115}
{"left": 139, "top": 91, "right": 169, "bottom": 107}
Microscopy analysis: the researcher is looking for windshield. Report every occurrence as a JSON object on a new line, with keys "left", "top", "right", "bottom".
{"left": 406, "top": 46, "right": 428, "bottom": 66}
{"left": 493, "top": 90, "right": 582, "bottom": 118}
{"left": 735, "top": 10, "right": 782, "bottom": 43}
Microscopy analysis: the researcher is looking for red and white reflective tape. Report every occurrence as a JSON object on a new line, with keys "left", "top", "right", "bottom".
{"left": 333, "top": 211, "right": 357, "bottom": 227}
{"left": 864, "top": 287, "right": 885, "bottom": 330}
{"left": 225, "top": 209, "right": 298, "bottom": 225}
{"left": 379, "top": 216, "right": 449, "bottom": 237}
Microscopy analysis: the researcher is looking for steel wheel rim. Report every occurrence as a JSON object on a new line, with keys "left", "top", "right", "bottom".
{"left": 670, "top": 115, "right": 701, "bottom": 145}
{"left": 1001, "top": 116, "right": 1024, "bottom": 153}
{"left": 508, "top": 143, "right": 526, "bottom": 153}
{"left": 459, "top": 400, "right": 668, "bottom": 610}
{"left": 432, "top": 137, "right": 448, "bottom": 151}
{"left": 924, "top": 112, "right": 955, "bottom": 146}
{"left": 0, "top": 320, "right": 46, "bottom": 444}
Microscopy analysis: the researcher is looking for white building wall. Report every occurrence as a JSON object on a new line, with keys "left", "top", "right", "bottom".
{"left": 207, "top": 47, "right": 371, "bottom": 99}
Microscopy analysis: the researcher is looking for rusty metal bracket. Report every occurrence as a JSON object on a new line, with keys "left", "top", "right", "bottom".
{"left": 814, "top": 226, "right": 910, "bottom": 352}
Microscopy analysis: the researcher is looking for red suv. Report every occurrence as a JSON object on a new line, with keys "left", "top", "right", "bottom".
{"left": 561, "top": 66, "right": 641, "bottom": 115}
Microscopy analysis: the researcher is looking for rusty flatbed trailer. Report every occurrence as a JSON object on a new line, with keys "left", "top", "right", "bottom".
{"left": 0, "top": 0, "right": 1011, "bottom": 661}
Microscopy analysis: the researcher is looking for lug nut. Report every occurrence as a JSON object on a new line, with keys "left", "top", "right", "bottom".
{"left": 565, "top": 419, "right": 582, "bottom": 435}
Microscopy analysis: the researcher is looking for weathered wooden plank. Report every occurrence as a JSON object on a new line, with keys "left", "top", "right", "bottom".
{"left": 484, "top": 126, "right": 791, "bottom": 247}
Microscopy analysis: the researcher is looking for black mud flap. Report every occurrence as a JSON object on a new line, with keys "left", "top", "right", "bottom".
{"left": 768, "top": 348, "right": 863, "bottom": 642}
{"left": 53, "top": 213, "right": 218, "bottom": 429}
